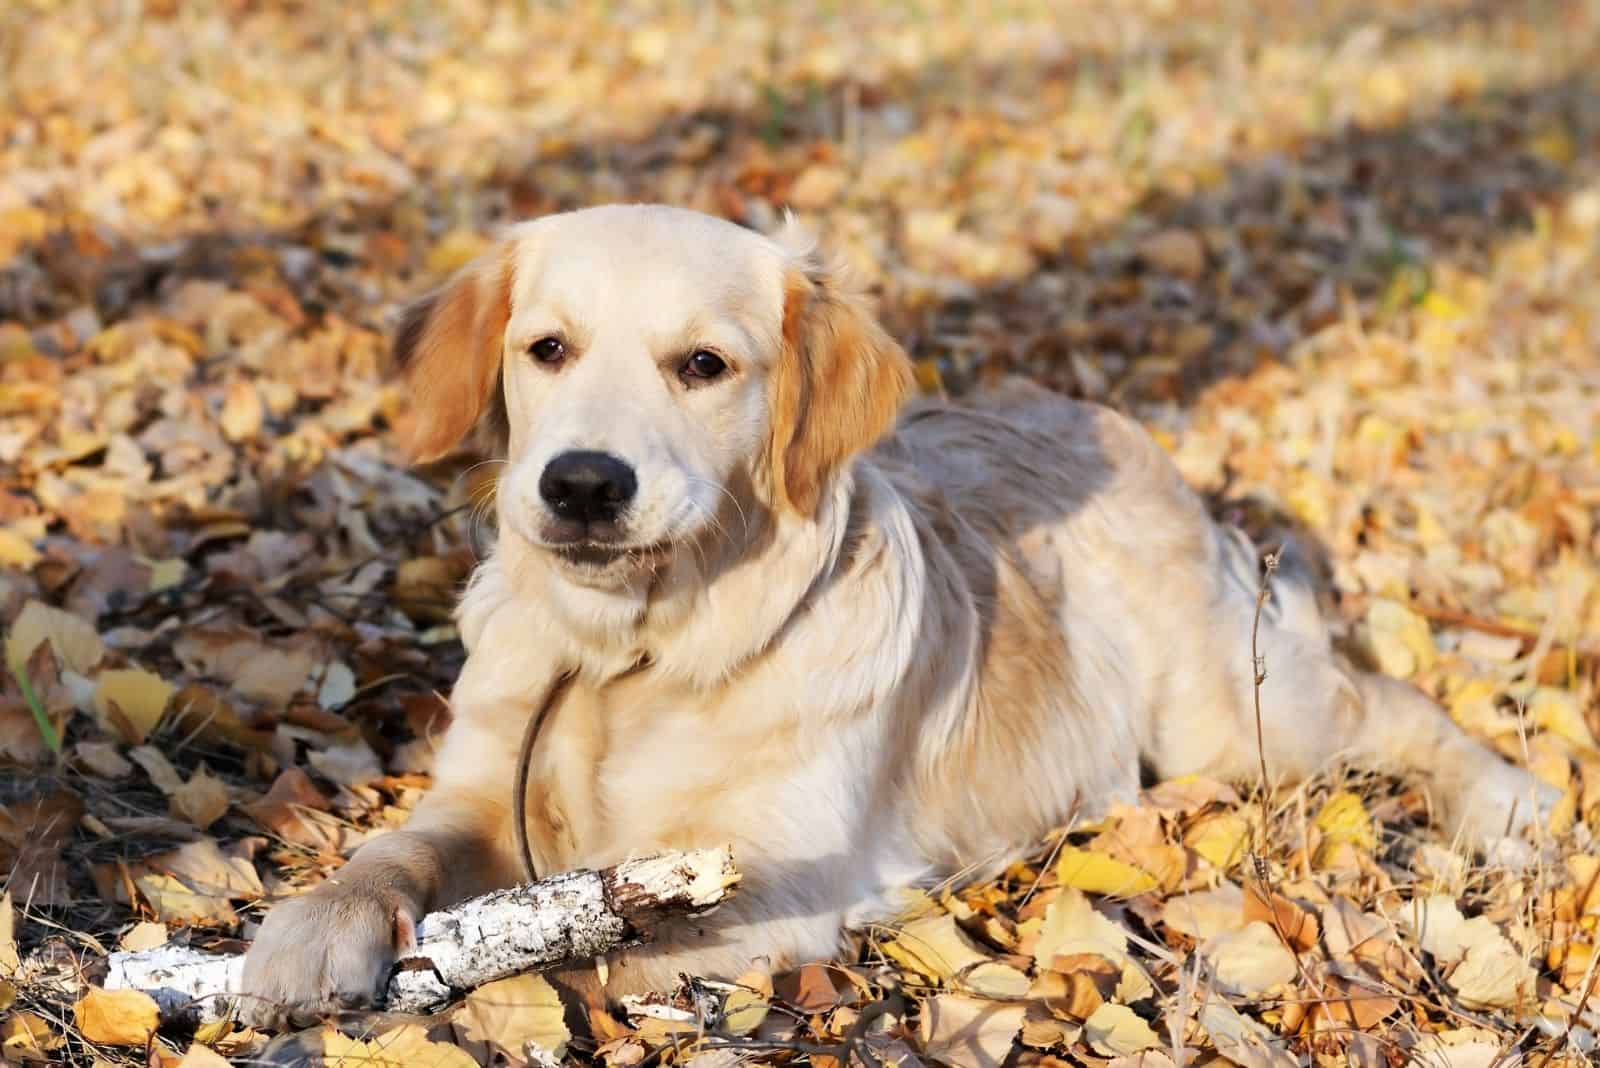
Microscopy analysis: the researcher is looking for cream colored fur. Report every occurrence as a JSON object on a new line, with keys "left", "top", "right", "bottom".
{"left": 239, "top": 204, "right": 1557, "bottom": 1024}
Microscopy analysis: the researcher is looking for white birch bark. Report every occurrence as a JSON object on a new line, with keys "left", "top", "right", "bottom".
{"left": 103, "top": 846, "right": 738, "bottom": 1022}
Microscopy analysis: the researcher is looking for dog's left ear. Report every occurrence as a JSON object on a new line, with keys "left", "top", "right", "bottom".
{"left": 392, "top": 244, "right": 514, "bottom": 463}
{"left": 768, "top": 245, "right": 915, "bottom": 516}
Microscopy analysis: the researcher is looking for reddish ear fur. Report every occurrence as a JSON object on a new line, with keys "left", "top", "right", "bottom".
{"left": 769, "top": 265, "right": 914, "bottom": 515}
{"left": 393, "top": 246, "right": 514, "bottom": 462}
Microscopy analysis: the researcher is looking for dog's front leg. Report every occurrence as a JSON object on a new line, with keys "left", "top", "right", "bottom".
{"left": 239, "top": 628, "right": 562, "bottom": 1026}
{"left": 236, "top": 720, "right": 528, "bottom": 1026}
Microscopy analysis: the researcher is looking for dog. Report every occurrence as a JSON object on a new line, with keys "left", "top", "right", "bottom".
{"left": 239, "top": 203, "right": 1556, "bottom": 1023}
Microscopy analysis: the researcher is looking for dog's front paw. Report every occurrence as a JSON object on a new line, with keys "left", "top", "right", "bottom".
{"left": 238, "top": 880, "right": 418, "bottom": 1029}
{"left": 1446, "top": 761, "right": 1563, "bottom": 864}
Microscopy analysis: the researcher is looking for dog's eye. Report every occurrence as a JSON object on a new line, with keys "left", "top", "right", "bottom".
{"left": 529, "top": 337, "right": 565, "bottom": 364}
{"left": 681, "top": 350, "right": 728, "bottom": 382}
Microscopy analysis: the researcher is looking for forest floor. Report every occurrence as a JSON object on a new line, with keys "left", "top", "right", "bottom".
{"left": 1, "top": 1, "right": 1598, "bottom": 1065}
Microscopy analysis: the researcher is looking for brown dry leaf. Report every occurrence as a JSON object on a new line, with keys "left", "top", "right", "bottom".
{"left": 242, "top": 766, "right": 335, "bottom": 847}
{"left": 73, "top": 986, "right": 160, "bottom": 1046}
{"left": 0, "top": 694, "right": 51, "bottom": 765}
{"left": 75, "top": 740, "right": 133, "bottom": 778}
{"left": 1137, "top": 228, "right": 1206, "bottom": 279}
{"left": 118, "top": 921, "right": 168, "bottom": 952}
{"left": 170, "top": 766, "right": 230, "bottom": 829}
{"left": 129, "top": 744, "right": 186, "bottom": 793}
{"left": 776, "top": 962, "right": 840, "bottom": 1013}
{"left": 0, "top": 791, "right": 84, "bottom": 907}
{"left": 458, "top": 972, "right": 571, "bottom": 1063}
{"left": 1199, "top": 1000, "right": 1299, "bottom": 1068}
{"left": 917, "top": 994, "right": 1025, "bottom": 1068}
{"left": 218, "top": 379, "right": 263, "bottom": 442}
{"left": 1242, "top": 885, "right": 1320, "bottom": 952}
{"left": 94, "top": 668, "right": 174, "bottom": 744}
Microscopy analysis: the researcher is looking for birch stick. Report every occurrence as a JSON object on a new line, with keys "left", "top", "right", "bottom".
{"left": 104, "top": 846, "right": 739, "bottom": 1023}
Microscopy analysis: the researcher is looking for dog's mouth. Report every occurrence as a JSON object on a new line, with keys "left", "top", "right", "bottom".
{"left": 550, "top": 540, "right": 673, "bottom": 569}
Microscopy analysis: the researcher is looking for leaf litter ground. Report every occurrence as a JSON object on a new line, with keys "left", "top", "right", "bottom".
{"left": 1, "top": 1, "right": 1598, "bottom": 1065}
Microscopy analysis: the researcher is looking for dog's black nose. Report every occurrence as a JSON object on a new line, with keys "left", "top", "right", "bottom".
{"left": 538, "top": 450, "right": 637, "bottom": 525}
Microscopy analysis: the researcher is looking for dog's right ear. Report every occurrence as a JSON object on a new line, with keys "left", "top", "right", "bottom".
{"left": 392, "top": 244, "right": 514, "bottom": 463}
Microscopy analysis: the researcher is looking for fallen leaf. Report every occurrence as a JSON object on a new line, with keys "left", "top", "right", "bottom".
{"left": 458, "top": 972, "right": 571, "bottom": 1064}
{"left": 5, "top": 600, "right": 105, "bottom": 676}
{"left": 1361, "top": 599, "right": 1436, "bottom": 678}
{"left": 918, "top": 994, "right": 1025, "bottom": 1068}
{"left": 1032, "top": 889, "right": 1130, "bottom": 970}
{"left": 0, "top": 890, "right": 18, "bottom": 976}
{"left": 1203, "top": 921, "right": 1299, "bottom": 996}
{"left": 1056, "top": 847, "right": 1159, "bottom": 896}
{"left": 73, "top": 986, "right": 160, "bottom": 1046}
{"left": 94, "top": 669, "right": 174, "bottom": 744}
{"left": 881, "top": 912, "right": 992, "bottom": 981}
{"left": 1185, "top": 810, "right": 1251, "bottom": 869}
{"left": 1083, "top": 1003, "right": 1160, "bottom": 1056}
{"left": 75, "top": 740, "right": 133, "bottom": 778}
{"left": 170, "top": 767, "right": 230, "bottom": 829}
{"left": 1161, "top": 885, "right": 1246, "bottom": 941}
{"left": 118, "top": 921, "right": 168, "bottom": 952}
{"left": 177, "top": 1045, "right": 234, "bottom": 1068}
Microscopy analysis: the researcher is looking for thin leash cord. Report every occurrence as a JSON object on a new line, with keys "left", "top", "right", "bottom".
{"left": 512, "top": 668, "right": 577, "bottom": 884}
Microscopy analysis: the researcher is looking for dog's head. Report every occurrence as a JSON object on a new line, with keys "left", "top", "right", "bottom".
{"left": 394, "top": 204, "right": 914, "bottom": 588}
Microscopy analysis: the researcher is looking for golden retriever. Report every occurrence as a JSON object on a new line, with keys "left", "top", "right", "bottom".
{"left": 240, "top": 204, "right": 1555, "bottom": 1022}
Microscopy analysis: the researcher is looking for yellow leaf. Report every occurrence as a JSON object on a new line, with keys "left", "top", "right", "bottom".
{"left": 6, "top": 599, "right": 105, "bottom": 676}
{"left": 1531, "top": 688, "right": 1599, "bottom": 754}
{"left": 880, "top": 912, "right": 991, "bottom": 982}
{"left": 1315, "top": 791, "right": 1377, "bottom": 853}
{"left": 1184, "top": 811, "right": 1250, "bottom": 870}
{"left": 1083, "top": 1003, "right": 1159, "bottom": 1056}
{"left": 3, "top": 1010, "right": 61, "bottom": 1055}
{"left": 147, "top": 558, "right": 188, "bottom": 593}
{"left": 94, "top": 669, "right": 175, "bottom": 744}
{"left": 1361, "top": 599, "right": 1435, "bottom": 678}
{"left": 1032, "top": 889, "right": 1129, "bottom": 971}
{"left": 722, "top": 965, "right": 773, "bottom": 1036}
{"left": 178, "top": 1044, "right": 233, "bottom": 1068}
{"left": 0, "top": 528, "right": 40, "bottom": 569}
{"left": 459, "top": 973, "right": 570, "bottom": 1062}
{"left": 73, "top": 986, "right": 160, "bottom": 1046}
{"left": 1055, "top": 847, "right": 1158, "bottom": 896}
{"left": 361, "top": 1024, "right": 480, "bottom": 1068}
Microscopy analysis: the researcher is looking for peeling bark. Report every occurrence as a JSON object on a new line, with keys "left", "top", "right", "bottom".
{"left": 104, "top": 846, "right": 738, "bottom": 1022}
